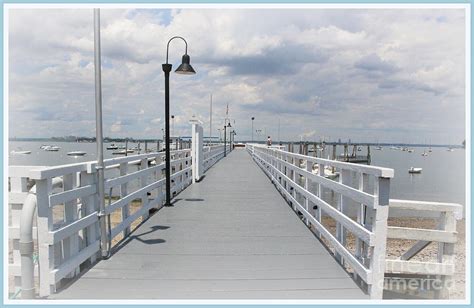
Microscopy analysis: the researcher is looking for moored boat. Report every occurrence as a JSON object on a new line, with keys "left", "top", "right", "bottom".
{"left": 67, "top": 151, "right": 86, "bottom": 156}
{"left": 408, "top": 167, "right": 422, "bottom": 174}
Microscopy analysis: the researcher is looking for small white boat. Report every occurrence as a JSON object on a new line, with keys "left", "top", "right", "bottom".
{"left": 407, "top": 149, "right": 414, "bottom": 153}
{"left": 375, "top": 146, "right": 383, "bottom": 150}
{"left": 106, "top": 143, "right": 119, "bottom": 150}
{"left": 421, "top": 151, "right": 428, "bottom": 156}
{"left": 11, "top": 150, "right": 31, "bottom": 155}
{"left": 408, "top": 167, "right": 422, "bottom": 174}
{"left": 44, "top": 145, "right": 60, "bottom": 151}
{"left": 112, "top": 149, "right": 134, "bottom": 155}
{"left": 67, "top": 151, "right": 86, "bottom": 156}
{"left": 447, "top": 148, "right": 454, "bottom": 152}
{"left": 428, "top": 147, "right": 432, "bottom": 152}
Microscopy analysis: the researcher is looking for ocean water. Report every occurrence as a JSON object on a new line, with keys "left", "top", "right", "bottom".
{"left": 8, "top": 141, "right": 466, "bottom": 207}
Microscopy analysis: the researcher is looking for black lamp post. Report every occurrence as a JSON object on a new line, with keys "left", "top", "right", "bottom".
{"left": 251, "top": 117, "right": 255, "bottom": 142}
{"left": 162, "top": 36, "right": 196, "bottom": 207}
{"left": 224, "top": 122, "right": 231, "bottom": 157}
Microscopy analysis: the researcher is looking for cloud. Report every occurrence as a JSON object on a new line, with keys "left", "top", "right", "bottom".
{"left": 354, "top": 53, "right": 399, "bottom": 73}
{"left": 7, "top": 7, "right": 466, "bottom": 144}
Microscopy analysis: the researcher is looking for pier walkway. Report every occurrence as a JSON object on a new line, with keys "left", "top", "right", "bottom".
{"left": 51, "top": 149, "right": 367, "bottom": 299}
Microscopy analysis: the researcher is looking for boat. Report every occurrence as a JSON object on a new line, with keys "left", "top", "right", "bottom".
{"left": 407, "top": 149, "right": 414, "bottom": 153}
{"left": 447, "top": 148, "right": 454, "bottom": 152}
{"left": 408, "top": 167, "right": 422, "bottom": 174}
{"left": 44, "top": 145, "right": 60, "bottom": 151}
{"left": 11, "top": 150, "right": 31, "bottom": 155}
{"left": 421, "top": 151, "right": 428, "bottom": 156}
{"left": 428, "top": 147, "right": 432, "bottom": 152}
{"left": 67, "top": 151, "right": 86, "bottom": 156}
{"left": 375, "top": 146, "right": 383, "bottom": 150}
{"left": 106, "top": 143, "right": 119, "bottom": 150}
{"left": 112, "top": 149, "right": 134, "bottom": 155}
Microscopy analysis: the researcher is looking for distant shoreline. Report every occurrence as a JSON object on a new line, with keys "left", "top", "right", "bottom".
{"left": 8, "top": 138, "right": 465, "bottom": 149}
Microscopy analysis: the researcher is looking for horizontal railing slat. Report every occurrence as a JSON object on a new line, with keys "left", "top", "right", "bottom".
{"left": 387, "top": 226, "right": 457, "bottom": 243}
{"left": 50, "top": 241, "right": 100, "bottom": 283}
{"left": 105, "top": 163, "right": 164, "bottom": 190}
{"left": 385, "top": 259, "right": 454, "bottom": 276}
{"left": 389, "top": 199, "right": 463, "bottom": 217}
{"left": 49, "top": 185, "right": 96, "bottom": 206}
{"left": 48, "top": 212, "right": 98, "bottom": 244}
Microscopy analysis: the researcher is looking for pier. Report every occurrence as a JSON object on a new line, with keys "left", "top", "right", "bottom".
{"left": 8, "top": 123, "right": 462, "bottom": 300}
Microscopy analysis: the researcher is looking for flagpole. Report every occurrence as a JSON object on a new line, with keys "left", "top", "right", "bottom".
{"left": 209, "top": 94, "right": 212, "bottom": 145}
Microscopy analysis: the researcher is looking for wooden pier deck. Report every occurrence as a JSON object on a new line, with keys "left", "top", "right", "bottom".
{"left": 51, "top": 149, "right": 367, "bottom": 300}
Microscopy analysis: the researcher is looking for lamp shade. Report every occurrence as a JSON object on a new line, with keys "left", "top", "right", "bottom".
{"left": 175, "top": 54, "right": 196, "bottom": 75}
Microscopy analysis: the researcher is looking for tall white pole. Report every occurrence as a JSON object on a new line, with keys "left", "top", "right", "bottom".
{"left": 278, "top": 118, "right": 280, "bottom": 144}
{"left": 209, "top": 94, "right": 212, "bottom": 145}
{"left": 94, "top": 8, "right": 108, "bottom": 258}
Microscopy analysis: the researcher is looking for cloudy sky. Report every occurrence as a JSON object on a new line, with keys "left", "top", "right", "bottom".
{"left": 8, "top": 6, "right": 467, "bottom": 144}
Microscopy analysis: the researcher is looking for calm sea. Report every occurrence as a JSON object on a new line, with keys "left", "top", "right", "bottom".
{"left": 8, "top": 141, "right": 466, "bottom": 207}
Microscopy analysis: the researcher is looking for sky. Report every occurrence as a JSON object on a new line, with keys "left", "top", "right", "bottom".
{"left": 8, "top": 7, "right": 467, "bottom": 144}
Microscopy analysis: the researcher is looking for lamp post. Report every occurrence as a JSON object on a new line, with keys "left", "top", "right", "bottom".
{"left": 251, "top": 117, "right": 255, "bottom": 142}
{"left": 93, "top": 8, "right": 108, "bottom": 258}
{"left": 162, "top": 36, "right": 196, "bottom": 207}
{"left": 224, "top": 122, "right": 231, "bottom": 157}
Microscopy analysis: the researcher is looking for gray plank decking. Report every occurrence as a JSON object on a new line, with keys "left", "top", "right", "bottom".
{"left": 51, "top": 149, "right": 367, "bottom": 299}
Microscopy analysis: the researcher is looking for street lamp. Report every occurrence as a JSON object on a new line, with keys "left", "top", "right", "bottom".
{"left": 162, "top": 36, "right": 196, "bottom": 207}
{"left": 224, "top": 122, "right": 231, "bottom": 157}
{"left": 251, "top": 117, "right": 255, "bottom": 142}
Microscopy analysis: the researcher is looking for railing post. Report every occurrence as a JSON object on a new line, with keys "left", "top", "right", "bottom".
{"left": 191, "top": 120, "right": 203, "bottom": 183}
{"left": 368, "top": 176, "right": 390, "bottom": 299}
{"left": 120, "top": 162, "right": 130, "bottom": 237}
{"left": 35, "top": 178, "right": 54, "bottom": 297}
{"left": 436, "top": 211, "right": 456, "bottom": 298}
{"left": 304, "top": 159, "right": 312, "bottom": 226}
{"left": 140, "top": 158, "right": 149, "bottom": 221}
{"left": 63, "top": 173, "right": 80, "bottom": 278}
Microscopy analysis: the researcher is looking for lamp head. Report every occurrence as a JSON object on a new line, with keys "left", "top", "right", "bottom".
{"left": 175, "top": 54, "right": 196, "bottom": 75}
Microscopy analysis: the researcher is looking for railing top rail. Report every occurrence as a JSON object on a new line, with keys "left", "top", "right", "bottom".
{"left": 389, "top": 199, "right": 463, "bottom": 218}
{"left": 12, "top": 149, "right": 192, "bottom": 180}
{"left": 249, "top": 143, "right": 394, "bottom": 178}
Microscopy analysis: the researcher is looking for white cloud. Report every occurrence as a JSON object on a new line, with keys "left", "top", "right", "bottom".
{"left": 8, "top": 8, "right": 466, "bottom": 144}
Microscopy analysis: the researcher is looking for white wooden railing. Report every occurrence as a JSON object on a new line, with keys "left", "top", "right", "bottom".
{"left": 247, "top": 144, "right": 462, "bottom": 299}
{"left": 247, "top": 143, "right": 394, "bottom": 299}
{"left": 385, "top": 199, "right": 462, "bottom": 298}
{"left": 203, "top": 144, "right": 229, "bottom": 172}
{"left": 8, "top": 149, "right": 193, "bottom": 297}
